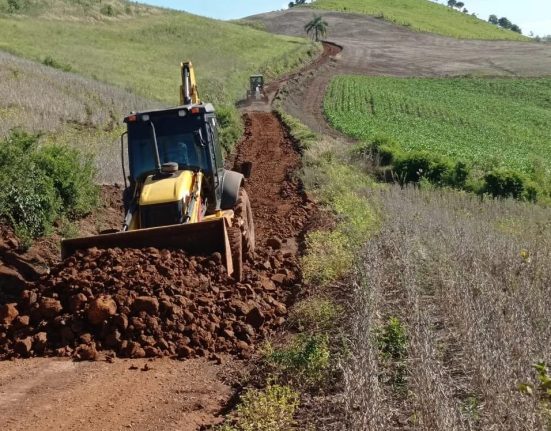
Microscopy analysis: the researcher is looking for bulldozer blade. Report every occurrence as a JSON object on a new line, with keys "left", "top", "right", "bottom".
{"left": 61, "top": 219, "right": 234, "bottom": 275}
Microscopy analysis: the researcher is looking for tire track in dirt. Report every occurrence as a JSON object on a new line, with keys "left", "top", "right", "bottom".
{"left": 233, "top": 112, "right": 312, "bottom": 246}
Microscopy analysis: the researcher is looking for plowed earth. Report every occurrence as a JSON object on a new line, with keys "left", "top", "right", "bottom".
{"left": 0, "top": 112, "right": 311, "bottom": 430}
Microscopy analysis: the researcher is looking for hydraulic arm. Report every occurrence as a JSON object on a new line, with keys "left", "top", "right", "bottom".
{"left": 179, "top": 61, "right": 200, "bottom": 105}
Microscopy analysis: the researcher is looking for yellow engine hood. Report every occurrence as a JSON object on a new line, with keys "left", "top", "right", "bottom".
{"left": 139, "top": 171, "right": 194, "bottom": 206}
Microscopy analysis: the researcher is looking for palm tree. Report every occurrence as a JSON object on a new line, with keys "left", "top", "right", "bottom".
{"left": 305, "top": 15, "right": 329, "bottom": 42}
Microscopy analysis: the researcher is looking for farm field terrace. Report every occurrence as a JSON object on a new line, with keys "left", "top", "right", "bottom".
{"left": 325, "top": 75, "right": 551, "bottom": 185}
{"left": 309, "top": 0, "right": 528, "bottom": 40}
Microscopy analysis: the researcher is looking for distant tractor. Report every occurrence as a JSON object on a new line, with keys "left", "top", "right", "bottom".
{"left": 246, "top": 74, "right": 269, "bottom": 103}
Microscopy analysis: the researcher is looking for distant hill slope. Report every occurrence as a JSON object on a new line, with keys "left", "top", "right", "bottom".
{"left": 0, "top": 0, "right": 319, "bottom": 172}
{"left": 0, "top": 4, "right": 317, "bottom": 106}
{"left": 308, "top": 0, "right": 528, "bottom": 40}
{"left": 0, "top": 0, "right": 161, "bottom": 19}
{"left": 0, "top": 51, "right": 158, "bottom": 182}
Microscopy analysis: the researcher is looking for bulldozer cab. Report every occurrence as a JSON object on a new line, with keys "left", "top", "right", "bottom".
{"left": 249, "top": 75, "right": 264, "bottom": 93}
{"left": 124, "top": 104, "right": 224, "bottom": 185}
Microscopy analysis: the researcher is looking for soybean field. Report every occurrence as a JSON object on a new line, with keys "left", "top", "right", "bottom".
{"left": 325, "top": 76, "right": 551, "bottom": 176}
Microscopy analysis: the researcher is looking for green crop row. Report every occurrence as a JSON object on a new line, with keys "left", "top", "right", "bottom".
{"left": 325, "top": 75, "right": 551, "bottom": 201}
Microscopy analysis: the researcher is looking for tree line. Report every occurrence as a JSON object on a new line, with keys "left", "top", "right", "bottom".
{"left": 488, "top": 14, "right": 522, "bottom": 34}
{"left": 446, "top": 1, "right": 522, "bottom": 34}
{"left": 288, "top": 0, "right": 307, "bottom": 8}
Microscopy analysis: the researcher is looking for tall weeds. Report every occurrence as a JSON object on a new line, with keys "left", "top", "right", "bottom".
{"left": 345, "top": 186, "right": 551, "bottom": 430}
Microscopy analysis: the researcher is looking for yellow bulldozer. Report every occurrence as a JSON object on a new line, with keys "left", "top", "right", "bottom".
{"left": 61, "top": 62, "right": 255, "bottom": 280}
{"left": 246, "top": 75, "right": 268, "bottom": 103}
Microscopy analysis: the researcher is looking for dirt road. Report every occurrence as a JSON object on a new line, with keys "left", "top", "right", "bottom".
{"left": 0, "top": 358, "right": 231, "bottom": 431}
{"left": 0, "top": 111, "right": 308, "bottom": 430}
{"left": 250, "top": 8, "right": 551, "bottom": 133}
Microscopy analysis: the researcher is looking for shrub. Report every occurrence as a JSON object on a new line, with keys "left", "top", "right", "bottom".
{"left": 483, "top": 168, "right": 541, "bottom": 201}
{"left": 7, "top": 0, "right": 23, "bottom": 12}
{"left": 0, "top": 131, "right": 98, "bottom": 241}
{"left": 34, "top": 144, "right": 99, "bottom": 218}
{"left": 42, "top": 56, "right": 72, "bottom": 72}
{"left": 100, "top": 4, "right": 115, "bottom": 16}
{"left": 352, "top": 135, "right": 400, "bottom": 166}
{"left": 289, "top": 297, "right": 341, "bottom": 332}
{"left": 393, "top": 151, "right": 454, "bottom": 185}
{"left": 218, "top": 385, "right": 299, "bottom": 431}
{"left": 0, "top": 170, "right": 60, "bottom": 241}
{"left": 265, "top": 334, "right": 331, "bottom": 387}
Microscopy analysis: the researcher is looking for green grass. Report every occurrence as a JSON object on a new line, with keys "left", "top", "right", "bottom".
{"left": 310, "top": 0, "right": 528, "bottom": 40}
{"left": 0, "top": 0, "right": 161, "bottom": 18}
{"left": 0, "top": 11, "right": 317, "bottom": 109}
{"left": 325, "top": 76, "right": 551, "bottom": 197}
{"left": 0, "top": 3, "right": 319, "bottom": 154}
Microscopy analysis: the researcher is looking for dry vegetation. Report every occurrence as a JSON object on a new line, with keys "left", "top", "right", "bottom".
{"left": 344, "top": 185, "right": 551, "bottom": 430}
{"left": 0, "top": 0, "right": 159, "bottom": 20}
{"left": 0, "top": 51, "right": 158, "bottom": 182}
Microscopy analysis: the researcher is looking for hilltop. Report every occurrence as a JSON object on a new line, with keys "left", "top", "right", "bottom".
{"left": 308, "top": 0, "right": 528, "bottom": 40}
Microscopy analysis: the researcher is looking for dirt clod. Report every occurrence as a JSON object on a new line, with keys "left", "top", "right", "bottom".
{"left": 87, "top": 295, "right": 117, "bottom": 325}
{"left": 0, "top": 303, "right": 19, "bottom": 325}
{"left": 39, "top": 297, "right": 63, "bottom": 319}
{"left": 15, "top": 337, "right": 32, "bottom": 357}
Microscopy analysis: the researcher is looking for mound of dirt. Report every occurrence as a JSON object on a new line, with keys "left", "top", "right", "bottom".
{"left": 0, "top": 243, "right": 301, "bottom": 361}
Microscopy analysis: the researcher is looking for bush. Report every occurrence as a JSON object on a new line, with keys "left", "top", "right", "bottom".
{"left": 351, "top": 135, "right": 399, "bottom": 166}
{"left": 393, "top": 151, "right": 453, "bottom": 185}
{"left": 0, "top": 131, "right": 98, "bottom": 241}
{"left": 289, "top": 297, "right": 341, "bottom": 332}
{"left": 483, "top": 168, "right": 541, "bottom": 201}
{"left": 42, "top": 56, "right": 72, "bottom": 72}
{"left": 7, "top": 0, "right": 24, "bottom": 12}
{"left": 100, "top": 4, "right": 116, "bottom": 16}
{"left": 218, "top": 385, "right": 299, "bottom": 431}
{"left": 34, "top": 144, "right": 99, "bottom": 218}
{"left": 265, "top": 334, "right": 331, "bottom": 388}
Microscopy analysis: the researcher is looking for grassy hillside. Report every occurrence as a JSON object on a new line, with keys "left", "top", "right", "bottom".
{"left": 310, "top": 0, "right": 528, "bottom": 40}
{"left": 325, "top": 75, "right": 551, "bottom": 199}
{"left": 0, "top": 8, "right": 317, "bottom": 107}
{"left": 0, "top": 0, "right": 161, "bottom": 19}
{"left": 0, "top": 2, "right": 319, "bottom": 153}
{"left": 0, "top": 51, "right": 159, "bottom": 183}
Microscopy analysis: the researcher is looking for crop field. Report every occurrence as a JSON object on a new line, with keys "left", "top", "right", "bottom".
{"left": 310, "top": 0, "right": 528, "bottom": 40}
{"left": 325, "top": 75, "right": 551, "bottom": 179}
{"left": 345, "top": 185, "right": 551, "bottom": 429}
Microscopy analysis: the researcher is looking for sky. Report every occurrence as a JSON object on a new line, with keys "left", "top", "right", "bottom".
{"left": 143, "top": 0, "right": 550, "bottom": 36}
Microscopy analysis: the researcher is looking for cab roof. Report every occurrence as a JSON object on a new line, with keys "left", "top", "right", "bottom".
{"left": 124, "top": 103, "right": 215, "bottom": 123}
